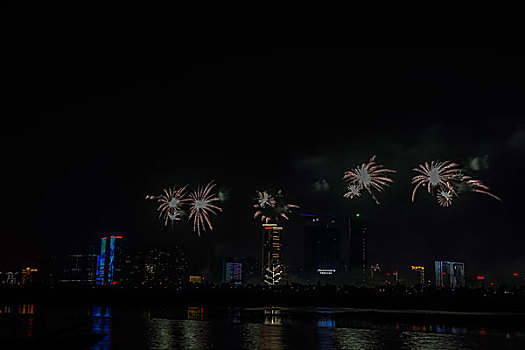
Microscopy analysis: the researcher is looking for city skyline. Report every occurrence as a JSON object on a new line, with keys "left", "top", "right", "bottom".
{"left": 2, "top": 40, "right": 524, "bottom": 284}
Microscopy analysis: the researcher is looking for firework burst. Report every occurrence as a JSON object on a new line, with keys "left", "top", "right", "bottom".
{"left": 411, "top": 160, "right": 461, "bottom": 202}
{"left": 437, "top": 190, "right": 454, "bottom": 207}
{"left": 342, "top": 155, "right": 395, "bottom": 204}
{"left": 343, "top": 183, "right": 362, "bottom": 199}
{"left": 253, "top": 190, "right": 276, "bottom": 221}
{"left": 412, "top": 160, "right": 502, "bottom": 206}
{"left": 254, "top": 190, "right": 299, "bottom": 224}
{"left": 188, "top": 181, "right": 223, "bottom": 237}
{"left": 451, "top": 173, "right": 502, "bottom": 202}
{"left": 145, "top": 185, "right": 189, "bottom": 226}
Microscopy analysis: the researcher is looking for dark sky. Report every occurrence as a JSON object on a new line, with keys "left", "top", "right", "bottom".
{"left": 2, "top": 32, "right": 525, "bottom": 282}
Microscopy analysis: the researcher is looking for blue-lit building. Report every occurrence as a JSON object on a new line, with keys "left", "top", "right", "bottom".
{"left": 96, "top": 235, "right": 124, "bottom": 286}
{"left": 224, "top": 261, "right": 243, "bottom": 285}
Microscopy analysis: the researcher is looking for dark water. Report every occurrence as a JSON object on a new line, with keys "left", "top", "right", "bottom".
{"left": 1, "top": 304, "right": 525, "bottom": 349}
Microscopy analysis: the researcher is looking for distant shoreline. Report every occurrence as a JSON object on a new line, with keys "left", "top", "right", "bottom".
{"left": 2, "top": 285, "right": 525, "bottom": 315}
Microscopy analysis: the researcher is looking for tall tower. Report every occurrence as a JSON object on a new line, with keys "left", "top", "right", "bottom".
{"left": 349, "top": 213, "right": 368, "bottom": 284}
{"left": 303, "top": 214, "right": 342, "bottom": 279}
{"left": 262, "top": 224, "right": 283, "bottom": 285}
{"left": 435, "top": 261, "right": 465, "bottom": 288}
{"left": 96, "top": 235, "right": 123, "bottom": 286}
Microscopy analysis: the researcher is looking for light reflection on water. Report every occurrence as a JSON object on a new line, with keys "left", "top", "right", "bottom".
{"left": 2, "top": 304, "right": 525, "bottom": 349}
{"left": 90, "top": 306, "right": 112, "bottom": 350}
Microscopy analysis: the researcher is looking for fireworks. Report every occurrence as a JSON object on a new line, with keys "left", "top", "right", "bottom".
{"left": 453, "top": 173, "right": 502, "bottom": 202}
{"left": 253, "top": 190, "right": 276, "bottom": 221}
{"left": 145, "top": 185, "right": 189, "bottom": 226}
{"left": 344, "top": 183, "right": 362, "bottom": 199}
{"left": 146, "top": 181, "right": 224, "bottom": 236}
{"left": 188, "top": 181, "right": 223, "bottom": 237}
{"left": 411, "top": 161, "right": 461, "bottom": 203}
{"left": 342, "top": 155, "right": 396, "bottom": 204}
{"left": 254, "top": 190, "right": 299, "bottom": 224}
{"left": 437, "top": 190, "right": 453, "bottom": 207}
{"left": 412, "top": 160, "right": 501, "bottom": 206}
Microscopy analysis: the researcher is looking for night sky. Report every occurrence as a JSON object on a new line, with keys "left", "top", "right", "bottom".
{"left": 2, "top": 34, "right": 524, "bottom": 282}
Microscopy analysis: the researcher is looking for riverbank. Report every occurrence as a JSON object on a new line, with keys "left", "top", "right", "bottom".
{"left": 2, "top": 285, "right": 525, "bottom": 313}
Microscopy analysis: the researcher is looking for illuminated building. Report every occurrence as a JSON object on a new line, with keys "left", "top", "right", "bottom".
{"left": 6, "top": 272, "right": 16, "bottom": 286}
{"left": 145, "top": 249, "right": 170, "bottom": 286}
{"left": 349, "top": 213, "right": 368, "bottom": 283}
{"left": 121, "top": 247, "right": 188, "bottom": 287}
{"left": 21, "top": 267, "right": 38, "bottom": 285}
{"left": 411, "top": 266, "right": 425, "bottom": 285}
{"left": 144, "top": 248, "right": 187, "bottom": 286}
{"left": 96, "top": 235, "right": 124, "bottom": 286}
{"left": 189, "top": 275, "right": 203, "bottom": 284}
{"left": 435, "top": 261, "right": 465, "bottom": 288}
{"left": 262, "top": 224, "right": 283, "bottom": 285}
{"left": 303, "top": 214, "right": 343, "bottom": 280}
{"left": 62, "top": 254, "right": 98, "bottom": 285}
{"left": 223, "top": 259, "right": 243, "bottom": 285}
{"left": 264, "top": 264, "right": 282, "bottom": 285}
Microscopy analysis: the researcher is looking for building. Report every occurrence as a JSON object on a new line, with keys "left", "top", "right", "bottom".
{"left": 6, "top": 271, "right": 17, "bottom": 286}
{"left": 35, "top": 255, "right": 60, "bottom": 286}
{"left": 144, "top": 248, "right": 187, "bottom": 286}
{"left": 96, "top": 235, "right": 124, "bottom": 286}
{"left": 411, "top": 266, "right": 425, "bottom": 285}
{"left": 144, "top": 249, "right": 172, "bottom": 286}
{"left": 370, "top": 264, "right": 381, "bottom": 282}
{"left": 121, "top": 246, "right": 188, "bottom": 287}
{"left": 121, "top": 250, "right": 145, "bottom": 287}
{"left": 21, "top": 267, "right": 38, "bottom": 285}
{"left": 435, "top": 261, "right": 465, "bottom": 288}
{"left": 349, "top": 213, "right": 368, "bottom": 283}
{"left": 303, "top": 214, "right": 344, "bottom": 281}
{"left": 62, "top": 254, "right": 98, "bottom": 285}
{"left": 223, "top": 260, "right": 243, "bottom": 285}
{"left": 243, "top": 256, "right": 260, "bottom": 284}
{"left": 189, "top": 275, "right": 203, "bottom": 284}
{"left": 262, "top": 224, "right": 283, "bottom": 285}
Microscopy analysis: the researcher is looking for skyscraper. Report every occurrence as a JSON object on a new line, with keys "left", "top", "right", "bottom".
{"left": 303, "top": 214, "right": 343, "bottom": 280}
{"left": 349, "top": 213, "right": 368, "bottom": 284}
{"left": 96, "top": 235, "right": 123, "bottom": 286}
{"left": 435, "top": 261, "right": 465, "bottom": 288}
{"left": 262, "top": 224, "right": 283, "bottom": 285}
